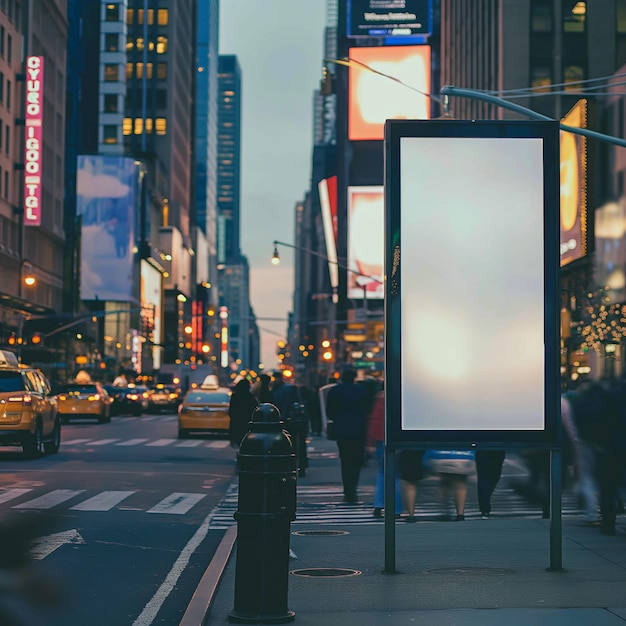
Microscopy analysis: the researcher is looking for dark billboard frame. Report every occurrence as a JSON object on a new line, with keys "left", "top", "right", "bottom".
{"left": 384, "top": 119, "right": 560, "bottom": 449}
{"left": 347, "top": 0, "right": 432, "bottom": 39}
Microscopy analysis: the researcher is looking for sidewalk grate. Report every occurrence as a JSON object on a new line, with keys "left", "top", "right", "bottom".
{"left": 290, "top": 567, "right": 361, "bottom": 578}
{"left": 292, "top": 530, "right": 348, "bottom": 536}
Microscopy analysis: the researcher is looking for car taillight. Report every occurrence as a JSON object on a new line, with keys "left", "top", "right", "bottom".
{"left": 128, "top": 394, "right": 139, "bottom": 400}
{"left": 142, "top": 392, "right": 149, "bottom": 399}
{"left": 88, "top": 395, "right": 99, "bottom": 401}
{"left": 169, "top": 393, "right": 178, "bottom": 399}
{"left": 9, "top": 394, "right": 32, "bottom": 405}
{"left": 58, "top": 394, "right": 67, "bottom": 400}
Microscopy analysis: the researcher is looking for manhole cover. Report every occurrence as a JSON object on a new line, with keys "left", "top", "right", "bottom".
{"left": 292, "top": 530, "right": 349, "bottom": 536}
{"left": 426, "top": 567, "right": 515, "bottom": 577}
{"left": 290, "top": 568, "right": 361, "bottom": 578}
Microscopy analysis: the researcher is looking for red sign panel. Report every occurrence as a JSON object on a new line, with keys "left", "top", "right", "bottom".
{"left": 24, "top": 56, "right": 44, "bottom": 227}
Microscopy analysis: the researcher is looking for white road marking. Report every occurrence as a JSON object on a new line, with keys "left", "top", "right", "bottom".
{"left": 29, "top": 529, "right": 85, "bottom": 560}
{"left": 146, "top": 439, "right": 176, "bottom": 447}
{"left": 206, "top": 440, "right": 230, "bottom": 448}
{"left": 132, "top": 508, "right": 217, "bottom": 626}
{"left": 175, "top": 440, "right": 203, "bottom": 447}
{"left": 70, "top": 490, "right": 136, "bottom": 511}
{"left": 147, "top": 493, "right": 206, "bottom": 515}
{"left": 116, "top": 438, "right": 150, "bottom": 446}
{"left": 13, "top": 489, "right": 85, "bottom": 509}
{"left": 62, "top": 438, "right": 93, "bottom": 445}
{"left": 90, "top": 438, "right": 121, "bottom": 446}
{"left": 0, "top": 488, "right": 33, "bottom": 504}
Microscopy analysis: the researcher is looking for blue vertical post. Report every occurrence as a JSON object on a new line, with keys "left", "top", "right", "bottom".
{"left": 383, "top": 446, "right": 396, "bottom": 573}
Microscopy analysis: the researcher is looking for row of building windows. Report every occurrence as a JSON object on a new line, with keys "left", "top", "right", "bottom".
{"left": 101, "top": 118, "right": 168, "bottom": 145}
{"left": 0, "top": 72, "right": 11, "bottom": 111}
{"left": 0, "top": 25, "right": 12, "bottom": 63}
{"left": 104, "top": 62, "right": 168, "bottom": 82}
{"left": 0, "top": 0, "right": 18, "bottom": 28}
{"left": 105, "top": 4, "right": 170, "bottom": 26}
{"left": 104, "top": 33, "right": 169, "bottom": 55}
{"left": 103, "top": 90, "right": 168, "bottom": 113}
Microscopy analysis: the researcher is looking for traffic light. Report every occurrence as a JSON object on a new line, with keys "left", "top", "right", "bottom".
{"left": 321, "top": 339, "right": 333, "bottom": 362}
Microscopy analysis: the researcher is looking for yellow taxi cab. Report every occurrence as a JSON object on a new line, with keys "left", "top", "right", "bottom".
{"left": 177, "top": 385, "right": 232, "bottom": 438}
{"left": 56, "top": 377, "right": 112, "bottom": 423}
{"left": 0, "top": 350, "right": 61, "bottom": 457}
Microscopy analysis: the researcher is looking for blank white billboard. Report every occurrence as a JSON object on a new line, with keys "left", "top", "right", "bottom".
{"left": 399, "top": 137, "right": 545, "bottom": 431}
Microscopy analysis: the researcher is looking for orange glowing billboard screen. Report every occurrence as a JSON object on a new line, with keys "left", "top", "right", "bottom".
{"left": 349, "top": 45, "right": 431, "bottom": 141}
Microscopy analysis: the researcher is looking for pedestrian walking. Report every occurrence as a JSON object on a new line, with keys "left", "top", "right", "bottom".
{"left": 228, "top": 379, "right": 259, "bottom": 449}
{"left": 253, "top": 374, "right": 274, "bottom": 404}
{"left": 397, "top": 449, "right": 424, "bottom": 522}
{"left": 366, "top": 385, "right": 402, "bottom": 518}
{"left": 326, "top": 368, "right": 370, "bottom": 504}
{"left": 271, "top": 371, "right": 298, "bottom": 419}
{"left": 475, "top": 450, "right": 506, "bottom": 519}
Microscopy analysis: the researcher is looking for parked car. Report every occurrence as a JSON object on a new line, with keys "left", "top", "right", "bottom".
{"left": 177, "top": 387, "right": 232, "bottom": 438}
{"left": 0, "top": 350, "right": 61, "bottom": 457}
{"left": 56, "top": 381, "right": 112, "bottom": 423}
{"left": 148, "top": 383, "right": 181, "bottom": 413}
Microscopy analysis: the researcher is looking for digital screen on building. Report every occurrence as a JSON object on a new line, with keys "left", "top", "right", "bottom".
{"left": 385, "top": 120, "right": 560, "bottom": 446}
{"left": 560, "top": 100, "right": 587, "bottom": 266}
{"left": 319, "top": 177, "right": 339, "bottom": 295}
{"left": 141, "top": 260, "right": 163, "bottom": 369}
{"left": 24, "top": 56, "right": 44, "bottom": 227}
{"left": 347, "top": 186, "right": 384, "bottom": 300}
{"left": 349, "top": 45, "right": 431, "bottom": 141}
{"left": 347, "top": 0, "right": 431, "bottom": 38}
{"left": 77, "top": 156, "right": 139, "bottom": 301}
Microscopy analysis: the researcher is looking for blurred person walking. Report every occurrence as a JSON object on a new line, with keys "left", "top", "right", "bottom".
{"left": 326, "top": 369, "right": 371, "bottom": 504}
{"left": 253, "top": 373, "right": 275, "bottom": 404}
{"left": 398, "top": 450, "right": 425, "bottom": 522}
{"left": 366, "top": 385, "right": 402, "bottom": 518}
{"left": 228, "top": 379, "right": 259, "bottom": 449}
{"left": 475, "top": 450, "right": 506, "bottom": 519}
{"left": 271, "top": 371, "right": 298, "bottom": 418}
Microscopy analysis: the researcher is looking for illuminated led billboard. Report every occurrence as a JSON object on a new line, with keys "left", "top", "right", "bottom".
{"left": 319, "top": 177, "right": 339, "bottom": 297}
{"left": 560, "top": 100, "right": 587, "bottom": 266}
{"left": 141, "top": 260, "right": 163, "bottom": 369}
{"left": 349, "top": 45, "right": 430, "bottom": 141}
{"left": 347, "top": 0, "right": 432, "bottom": 38}
{"left": 24, "top": 56, "right": 44, "bottom": 227}
{"left": 77, "top": 155, "right": 139, "bottom": 301}
{"left": 347, "top": 186, "right": 384, "bottom": 299}
{"left": 385, "top": 120, "right": 560, "bottom": 446}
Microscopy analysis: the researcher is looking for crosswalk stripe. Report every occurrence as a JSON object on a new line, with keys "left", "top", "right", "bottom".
{"left": 147, "top": 493, "right": 206, "bottom": 515}
{"left": 0, "top": 488, "right": 33, "bottom": 504}
{"left": 13, "top": 489, "right": 85, "bottom": 510}
{"left": 176, "top": 440, "right": 203, "bottom": 447}
{"left": 70, "top": 490, "right": 136, "bottom": 511}
{"left": 146, "top": 439, "right": 177, "bottom": 447}
{"left": 90, "top": 439, "right": 121, "bottom": 446}
{"left": 206, "top": 440, "right": 230, "bottom": 449}
{"left": 63, "top": 439, "right": 93, "bottom": 445}
{"left": 115, "top": 438, "right": 150, "bottom": 446}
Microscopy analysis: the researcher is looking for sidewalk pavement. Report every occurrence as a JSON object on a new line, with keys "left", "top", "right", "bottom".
{"left": 184, "top": 435, "right": 626, "bottom": 626}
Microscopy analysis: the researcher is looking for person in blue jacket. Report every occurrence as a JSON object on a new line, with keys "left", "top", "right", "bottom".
{"left": 326, "top": 368, "right": 371, "bottom": 504}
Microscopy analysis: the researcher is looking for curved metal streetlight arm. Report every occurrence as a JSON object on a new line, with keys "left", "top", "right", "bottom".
{"left": 441, "top": 85, "right": 626, "bottom": 149}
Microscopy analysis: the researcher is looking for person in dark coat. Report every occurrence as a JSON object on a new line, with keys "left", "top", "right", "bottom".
{"left": 228, "top": 379, "right": 259, "bottom": 449}
{"left": 254, "top": 374, "right": 275, "bottom": 404}
{"left": 326, "top": 368, "right": 370, "bottom": 504}
{"left": 271, "top": 371, "right": 298, "bottom": 419}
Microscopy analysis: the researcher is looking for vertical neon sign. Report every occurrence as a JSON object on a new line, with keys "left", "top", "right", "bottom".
{"left": 24, "top": 56, "right": 44, "bottom": 227}
{"left": 220, "top": 306, "right": 229, "bottom": 368}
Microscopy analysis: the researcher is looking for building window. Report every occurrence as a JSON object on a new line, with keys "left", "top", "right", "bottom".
{"left": 105, "top": 33, "right": 119, "bottom": 52}
{"left": 564, "top": 1, "right": 586, "bottom": 33}
{"left": 157, "top": 9, "right": 168, "bottom": 25}
{"left": 104, "top": 64, "right": 119, "bottom": 81}
{"left": 156, "top": 36, "right": 168, "bottom": 54}
{"left": 4, "top": 122, "right": 8, "bottom": 154}
{"left": 7, "top": 34, "right": 10, "bottom": 63}
{"left": 564, "top": 65, "right": 584, "bottom": 89}
{"left": 4, "top": 170, "right": 8, "bottom": 199}
{"left": 6, "top": 80, "right": 9, "bottom": 110}
{"left": 157, "top": 63, "right": 167, "bottom": 80}
{"left": 530, "top": 65, "right": 551, "bottom": 91}
{"left": 156, "top": 89, "right": 166, "bottom": 109}
{"left": 531, "top": 1, "right": 552, "bottom": 32}
{"left": 155, "top": 118, "right": 167, "bottom": 135}
{"left": 0, "top": 25, "right": 4, "bottom": 56}
{"left": 123, "top": 117, "right": 132, "bottom": 135}
{"left": 0, "top": 72, "right": 3, "bottom": 103}
{"left": 136, "top": 8, "right": 154, "bottom": 25}
{"left": 104, "top": 94, "right": 118, "bottom": 112}
{"left": 103, "top": 125, "right": 118, "bottom": 144}
{"left": 105, "top": 3, "right": 120, "bottom": 21}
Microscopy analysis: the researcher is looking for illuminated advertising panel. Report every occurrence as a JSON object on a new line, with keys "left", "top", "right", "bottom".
{"left": 349, "top": 45, "right": 431, "bottom": 141}
{"left": 347, "top": 0, "right": 432, "bottom": 38}
{"left": 347, "top": 186, "right": 384, "bottom": 299}
{"left": 318, "top": 176, "right": 339, "bottom": 296}
{"left": 24, "top": 56, "right": 44, "bottom": 227}
{"left": 560, "top": 100, "right": 587, "bottom": 266}
{"left": 141, "top": 260, "right": 163, "bottom": 369}
{"left": 385, "top": 120, "right": 560, "bottom": 447}
{"left": 77, "top": 155, "right": 139, "bottom": 301}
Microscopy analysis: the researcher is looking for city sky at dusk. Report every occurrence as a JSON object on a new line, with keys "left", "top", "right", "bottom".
{"left": 219, "top": 1, "right": 326, "bottom": 369}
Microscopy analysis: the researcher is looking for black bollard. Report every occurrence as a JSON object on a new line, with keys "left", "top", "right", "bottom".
{"left": 284, "top": 401, "right": 309, "bottom": 478}
{"left": 228, "top": 403, "right": 297, "bottom": 624}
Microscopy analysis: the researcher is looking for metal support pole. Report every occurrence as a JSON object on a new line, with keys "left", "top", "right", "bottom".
{"left": 548, "top": 448, "right": 563, "bottom": 571}
{"left": 383, "top": 446, "right": 396, "bottom": 573}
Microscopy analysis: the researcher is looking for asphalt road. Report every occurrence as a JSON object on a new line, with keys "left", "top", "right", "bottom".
{"left": 0, "top": 412, "right": 237, "bottom": 626}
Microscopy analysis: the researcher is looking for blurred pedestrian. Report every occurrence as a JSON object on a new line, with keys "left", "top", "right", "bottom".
{"left": 398, "top": 449, "right": 424, "bottom": 522}
{"left": 475, "top": 450, "right": 506, "bottom": 519}
{"left": 366, "top": 385, "right": 402, "bottom": 518}
{"left": 305, "top": 386, "right": 323, "bottom": 436}
{"left": 228, "top": 379, "right": 259, "bottom": 449}
{"left": 271, "top": 371, "right": 298, "bottom": 419}
{"left": 326, "top": 368, "right": 370, "bottom": 504}
{"left": 253, "top": 374, "right": 275, "bottom": 404}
